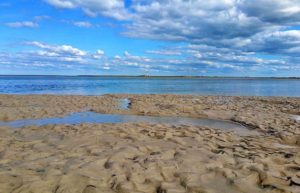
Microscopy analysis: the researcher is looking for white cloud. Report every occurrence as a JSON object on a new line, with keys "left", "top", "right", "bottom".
{"left": 61, "top": 57, "right": 84, "bottom": 62}
{"left": 123, "top": 0, "right": 267, "bottom": 42}
{"left": 36, "top": 50, "right": 59, "bottom": 57}
{"left": 72, "top": 21, "right": 92, "bottom": 28}
{"left": 19, "top": 42, "right": 92, "bottom": 66}
{"left": 247, "top": 30, "right": 300, "bottom": 55}
{"left": 45, "top": 0, "right": 130, "bottom": 20}
{"left": 5, "top": 16, "right": 50, "bottom": 28}
{"left": 123, "top": 0, "right": 300, "bottom": 59}
{"left": 43, "top": 0, "right": 300, "bottom": 63}
{"left": 239, "top": 0, "right": 300, "bottom": 25}
{"left": 26, "top": 41, "right": 87, "bottom": 56}
{"left": 93, "top": 49, "right": 105, "bottom": 59}
{"left": 2, "top": 33, "right": 300, "bottom": 75}
{"left": 101, "top": 63, "right": 111, "bottom": 70}
{"left": 15, "top": 41, "right": 300, "bottom": 74}
{"left": 146, "top": 49, "right": 182, "bottom": 56}
{"left": 44, "top": 0, "right": 76, "bottom": 8}
{"left": 124, "top": 51, "right": 152, "bottom": 62}
{"left": 5, "top": 21, "right": 38, "bottom": 28}
{"left": 114, "top": 55, "right": 121, "bottom": 59}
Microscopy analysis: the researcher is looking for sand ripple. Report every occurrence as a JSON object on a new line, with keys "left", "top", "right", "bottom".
{"left": 0, "top": 94, "right": 299, "bottom": 193}
{"left": 0, "top": 123, "right": 299, "bottom": 193}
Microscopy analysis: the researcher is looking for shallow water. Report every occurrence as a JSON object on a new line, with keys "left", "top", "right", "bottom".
{"left": 118, "top": 98, "right": 131, "bottom": 110}
{"left": 293, "top": 115, "right": 300, "bottom": 121}
{"left": 0, "top": 111, "right": 258, "bottom": 136}
{"left": 0, "top": 76, "right": 300, "bottom": 96}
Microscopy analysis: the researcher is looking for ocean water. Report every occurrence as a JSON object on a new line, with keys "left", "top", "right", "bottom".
{"left": 0, "top": 76, "right": 299, "bottom": 97}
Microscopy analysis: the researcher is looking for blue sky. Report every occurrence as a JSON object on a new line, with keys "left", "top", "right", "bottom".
{"left": 0, "top": 0, "right": 300, "bottom": 76}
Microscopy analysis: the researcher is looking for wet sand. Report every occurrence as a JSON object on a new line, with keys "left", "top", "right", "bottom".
{"left": 0, "top": 94, "right": 299, "bottom": 193}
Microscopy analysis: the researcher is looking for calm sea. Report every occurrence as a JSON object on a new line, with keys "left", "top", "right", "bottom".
{"left": 0, "top": 76, "right": 299, "bottom": 97}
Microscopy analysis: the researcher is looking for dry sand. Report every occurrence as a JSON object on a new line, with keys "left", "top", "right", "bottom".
{"left": 0, "top": 94, "right": 299, "bottom": 193}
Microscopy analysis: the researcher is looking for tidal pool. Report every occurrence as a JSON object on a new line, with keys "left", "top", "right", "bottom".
{"left": 118, "top": 98, "right": 131, "bottom": 110}
{"left": 0, "top": 111, "right": 259, "bottom": 136}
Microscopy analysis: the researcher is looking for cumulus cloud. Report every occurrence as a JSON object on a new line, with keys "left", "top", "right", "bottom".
{"left": 186, "top": 45, "right": 289, "bottom": 71}
{"left": 239, "top": 0, "right": 300, "bottom": 25}
{"left": 21, "top": 42, "right": 107, "bottom": 66}
{"left": 126, "top": 0, "right": 300, "bottom": 40}
{"left": 15, "top": 41, "right": 96, "bottom": 66}
{"left": 25, "top": 41, "right": 87, "bottom": 56}
{"left": 44, "top": 0, "right": 76, "bottom": 9}
{"left": 45, "top": 0, "right": 130, "bottom": 20}
{"left": 123, "top": 0, "right": 300, "bottom": 71}
{"left": 43, "top": 0, "right": 300, "bottom": 59}
{"left": 92, "top": 49, "right": 105, "bottom": 59}
{"left": 246, "top": 30, "right": 300, "bottom": 55}
{"left": 124, "top": 0, "right": 268, "bottom": 42}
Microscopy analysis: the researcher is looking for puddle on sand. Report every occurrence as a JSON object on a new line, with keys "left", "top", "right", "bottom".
{"left": 291, "top": 115, "right": 300, "bottom": 122}
{"left": 0, "top": 111, "right": 259, "bottom": 136}
{"left": 118, "top": 98, "right": 131, "bottom": 110}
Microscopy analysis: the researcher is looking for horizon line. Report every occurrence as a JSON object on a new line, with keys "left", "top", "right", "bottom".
{"left": 0, "top": 75, "right": 299, "bottom": 79}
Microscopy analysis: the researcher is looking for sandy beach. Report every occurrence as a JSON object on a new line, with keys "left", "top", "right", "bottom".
{"left": 0, "top": 94, "right": 299, "bottom": 193}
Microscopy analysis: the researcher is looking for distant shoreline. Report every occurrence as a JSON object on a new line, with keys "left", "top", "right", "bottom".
{"left": 0, "top": 75, "right": 299, "bottom": 79}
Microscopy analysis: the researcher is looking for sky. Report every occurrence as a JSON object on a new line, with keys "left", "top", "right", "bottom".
{"left": 0, "top": 0, "right": 300, "bottom": 76}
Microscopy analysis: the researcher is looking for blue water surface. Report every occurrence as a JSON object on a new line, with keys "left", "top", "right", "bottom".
{"left": 0, "top": 76, "right": 299, "bottom": 97}
{"left": 0, "top": 111, "right": 259, "bottom": 136}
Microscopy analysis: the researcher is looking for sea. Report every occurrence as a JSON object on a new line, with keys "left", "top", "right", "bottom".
{"left": 0, "top": 75, "right": 299, "bottom": 97}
